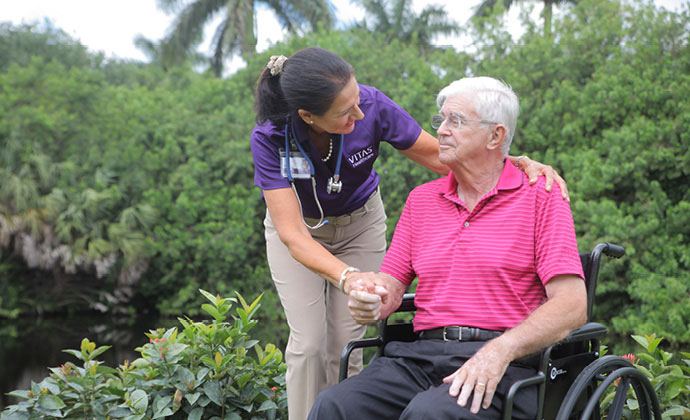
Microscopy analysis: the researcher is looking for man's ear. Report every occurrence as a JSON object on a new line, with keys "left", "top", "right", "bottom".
{"left": 297, "top": 109, "right": 313, "bottom": 125}
{"left": 487, "top": 124, "right": 507, "bottom": 151}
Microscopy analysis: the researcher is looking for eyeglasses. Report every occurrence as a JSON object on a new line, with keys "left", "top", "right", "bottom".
{"left": 431, "top": 113, "right": 496, "bottom": 130}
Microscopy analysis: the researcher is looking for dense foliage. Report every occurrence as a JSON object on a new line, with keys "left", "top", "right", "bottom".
{"left": 600, "top": 334, "right": 690, "bottom": 419}
{"left": 0, "top": 291, "right": 287, "bottom": 420}
{"left": 1, "top": 0, "right": 689, "bottom": 352}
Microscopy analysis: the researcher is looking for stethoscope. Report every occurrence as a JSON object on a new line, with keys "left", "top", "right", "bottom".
{"left": 284, "top": 117, "right": 344, "bottom": 229}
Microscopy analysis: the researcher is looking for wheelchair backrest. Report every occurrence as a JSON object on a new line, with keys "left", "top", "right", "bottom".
{"left": 581, "top": 242, "right": 625, "bottom": 322}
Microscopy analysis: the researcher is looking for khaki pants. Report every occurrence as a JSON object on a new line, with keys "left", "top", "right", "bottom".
{"left": 264, "top": 190, "right": 387, "bottom": 420}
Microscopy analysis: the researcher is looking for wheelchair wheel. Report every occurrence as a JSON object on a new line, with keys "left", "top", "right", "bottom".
{"left": 555, "top": 355, "right": 661, "bottom": 420}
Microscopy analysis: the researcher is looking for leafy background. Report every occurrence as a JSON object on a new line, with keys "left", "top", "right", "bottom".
{"left": 1, "top": 0, "right": 689, "bottom": 356}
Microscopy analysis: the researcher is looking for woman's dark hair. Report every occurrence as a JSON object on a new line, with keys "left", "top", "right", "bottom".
{"left": 254, "top": 47, "right": 354, "bottom": 125}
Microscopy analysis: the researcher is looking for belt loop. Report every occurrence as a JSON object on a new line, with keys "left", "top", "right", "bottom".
{"left": 363, "top": 192, "right": 372, "bottom": 212}
{"left": 364, "top": 187, "right": 379, "bottom": 212}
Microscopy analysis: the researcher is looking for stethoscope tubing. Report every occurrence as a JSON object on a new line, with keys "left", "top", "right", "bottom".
{"left": 284, "top": 117, "right": 344, "bottom": 229}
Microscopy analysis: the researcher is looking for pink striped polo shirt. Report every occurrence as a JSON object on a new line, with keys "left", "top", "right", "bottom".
{"left": 380, "top": 160, "right": 584, "bottom": 332}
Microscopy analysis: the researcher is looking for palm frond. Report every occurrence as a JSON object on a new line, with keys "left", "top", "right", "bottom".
{"left": 157, "top": 0, "right": 187, "bottom": 14}
{"left": 134, "top": 35, "right": 161, "bottom": 62}
{"left": 357, "top": 0, "right": 392, "bottom": 32}
{"left": 355, "top": 0, "right": 459, "bottom": 53}
{"left": 119, "top": 204, "right": 156, "bottom": 231}
{"left": 28, "top": 153, "right": 57, "bottom": 191}
{"left": 210, "top": 0, "right": 255, "bottom": 72}
{"left": 87, "top": 237, "right": 117, "bottom": 261}
{"left": 473, "top": 0, "right": 516, "bottom": 18}
{"left": 210, "top": 16, "right": 231, "bottom": 76}
{"left": 416, "top": 7, "right": 460, "bottom": 42}
{"left": 263, "top": 0, "right": 296, "bottom": 33}
{"left": 261, "top": 0, "right": 333, "bottom": 34}
{"left": 43, "top": 188, "right": 67, "bottom": 220}
{"left": 160, "top": 0, "right": 227, "bottom": 68}
{"left": 3, "top": 173, "right": 39, "bottom": 213}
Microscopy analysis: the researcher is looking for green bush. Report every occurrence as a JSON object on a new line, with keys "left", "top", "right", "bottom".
{"left": 1, "top": 0, "right": 690, "bottom": 350}
{"left": 0, "top": 290, "right": 287, "bottom": 420}
{"left": 602, "top": 334, "right": 690, "bottom": 419}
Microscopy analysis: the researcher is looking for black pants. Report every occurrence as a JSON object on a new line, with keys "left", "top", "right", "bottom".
{"left": 308, "top": 340, "right": 538, "bottom": 420}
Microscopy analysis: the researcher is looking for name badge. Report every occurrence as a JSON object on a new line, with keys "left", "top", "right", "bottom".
{"left": 280, "top": 149, "right": 312, "bottom": 179}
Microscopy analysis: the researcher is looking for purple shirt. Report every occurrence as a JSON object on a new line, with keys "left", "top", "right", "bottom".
{"left": 251, "top": 85, "right": 422, "bottom": 217}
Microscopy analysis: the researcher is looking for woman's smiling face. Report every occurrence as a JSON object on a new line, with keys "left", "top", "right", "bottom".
{"left": 302, "top": 76, "right": 365, "bottom": 135}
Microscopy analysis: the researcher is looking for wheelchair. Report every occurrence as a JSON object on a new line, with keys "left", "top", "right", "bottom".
{"left": 339, "top": 243, "right": 662, "bottom": 420}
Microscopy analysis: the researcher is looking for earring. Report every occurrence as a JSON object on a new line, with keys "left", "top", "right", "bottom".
{"left": 309, "top": 121, "right": 314, "bottom": 124}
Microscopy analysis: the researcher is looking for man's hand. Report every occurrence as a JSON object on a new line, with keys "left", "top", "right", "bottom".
{"left": 348, "top": 289, "right": 384, "bottom": 324}
{"left": 442, "top": 339, "right": 513, "bottom": 414}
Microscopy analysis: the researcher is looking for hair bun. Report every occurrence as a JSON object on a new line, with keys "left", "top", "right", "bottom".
{"left": 267, "top": 55, "right": 288, "bottom": 76}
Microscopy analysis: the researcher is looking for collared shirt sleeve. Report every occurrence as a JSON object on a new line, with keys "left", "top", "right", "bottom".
{"left": 373, "top": 88, "right": 422, "bottom": 151}
{"left": 251, "top": 127, "right": 291, "bottom": 191}
{"left": 380, "top": 194, "right": 416, "bottom": 285}
{"left": 534, "top": 181, "right": 585, "bottom": 285}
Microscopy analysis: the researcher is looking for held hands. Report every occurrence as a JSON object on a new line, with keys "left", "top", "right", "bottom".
{"left": 442, "top": 339, "right": 513, "bottom": 414}
{"left": 518, "top": 156, "right": 570, "bottom": 201}
{"left": 344, "top": 272, "right": 389, "bottom": 325}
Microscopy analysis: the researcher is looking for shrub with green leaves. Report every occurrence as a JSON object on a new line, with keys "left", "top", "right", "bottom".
{"left": 603, "top": 334, "right": 690, "bottom": 419}
{"left": 2, "top": 0, "right": 690, "bottom": 350}
{"left": 0, "top": 290, "right": 287, "bottom": 420}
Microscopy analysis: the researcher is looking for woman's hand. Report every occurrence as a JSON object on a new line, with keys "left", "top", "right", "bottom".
{"left": 513, "top": 156, "right": 569, "bottom": 201}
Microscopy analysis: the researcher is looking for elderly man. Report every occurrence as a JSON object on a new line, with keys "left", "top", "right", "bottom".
{"left": 307, "top": 77, "right": 587, "bottom": 420}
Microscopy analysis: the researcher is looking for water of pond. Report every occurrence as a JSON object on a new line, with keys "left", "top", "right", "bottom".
{"left": 0, "top": 315, "right": 163, "bottom": 409}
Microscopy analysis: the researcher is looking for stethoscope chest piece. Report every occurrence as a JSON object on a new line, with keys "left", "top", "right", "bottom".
{"left": 327, "top": 175, "right": 342, "bottom": 194}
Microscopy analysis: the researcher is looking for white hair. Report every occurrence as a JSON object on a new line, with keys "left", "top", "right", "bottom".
{"left": 436, "top": 77, "right": 519, "bottom": 156}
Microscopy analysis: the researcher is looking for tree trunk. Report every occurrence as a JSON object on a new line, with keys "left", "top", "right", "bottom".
{"left": 543, "top": 1, "right": 553, "bottom": 36}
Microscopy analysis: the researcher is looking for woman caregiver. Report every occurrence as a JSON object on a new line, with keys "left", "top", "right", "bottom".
{"left": 250, "top": 47, "right": 567, "bottom": 420}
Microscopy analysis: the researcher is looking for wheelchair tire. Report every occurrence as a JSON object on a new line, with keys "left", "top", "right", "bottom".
{"left": 555, "top": 355, "right": 661, "bottom": 420}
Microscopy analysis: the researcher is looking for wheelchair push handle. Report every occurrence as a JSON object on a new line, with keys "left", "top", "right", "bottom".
{"left": 600, "top": 242, "right": 625, "bottom": 259}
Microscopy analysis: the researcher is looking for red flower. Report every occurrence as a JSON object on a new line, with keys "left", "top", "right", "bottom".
{"left": 621, "top": 353, "right": 637, "bottom": 364}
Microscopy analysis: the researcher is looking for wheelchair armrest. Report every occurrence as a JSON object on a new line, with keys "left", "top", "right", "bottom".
{"left": 395, "top": 293, "right": 417, "bottom": 313}
{"left": 503, "top": 372, "right": 547, "bottom": 420}
{"left": 338, "top": 294, "right": 416, "bottom": 383}
{"left": 339, "top": 337, "right": 384, "bottom": 382}
{"left": 558, "top": 322, "right": 607, "bottom": 344}
{"left": 503, "top": 322, "right": 607, "bottom": 420}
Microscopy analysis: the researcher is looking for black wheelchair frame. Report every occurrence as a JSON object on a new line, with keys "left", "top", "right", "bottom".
{"left": 339, "top": 243, "right": 662, "bottom": 420}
